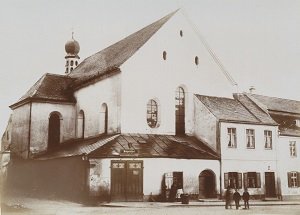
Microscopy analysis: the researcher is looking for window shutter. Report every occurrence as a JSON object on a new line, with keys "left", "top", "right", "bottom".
{"left": 224, "top": 173, "right": 229, "bottom": 188}
{"left": 297, "top": 172, "right": 300, "bottom": 187}
{"left": 256, "top": 172, "right": 261, "bottom": 188}
{"left": 238, "top": 173, "right": 242, "bottom": 189}
{"left": 243, "top": 173, "right": 248, "bottom": 188}
{"left": 287, "top": 172, "right": 292, "bottom": 187}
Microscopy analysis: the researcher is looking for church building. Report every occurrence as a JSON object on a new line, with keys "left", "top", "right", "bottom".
{"left": 5, "top": 10, "right": 299, "bottom": 201}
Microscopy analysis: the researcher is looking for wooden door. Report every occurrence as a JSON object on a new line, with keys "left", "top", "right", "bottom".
{"left": 126, "top": 161, "right": 143, "bottom": 201}
{"left": 111, "top": 161, "right": 126, "bottom": 201}
{"left": 265, "top": 172, "right": 276, "bottom": 197}
{"left": 111, "top": 160, "right": 143, "bottom": 201}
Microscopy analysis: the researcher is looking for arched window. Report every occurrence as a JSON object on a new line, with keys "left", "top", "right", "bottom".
{"left": 77, "top": 110, "right": 85, "bottom": 138}
{"left": 70, "top": 60, "right": 74, "bottom": 66}
{"left": 147, "top": 99, "right": 158, "bottom": 128}
{"left": 75, "top": 61, "right": 78, "bottom": 66}
{"left": 175, "top": 87, "right": 185, "bottom": 135}
{"left": 100, "top": 103, "right": 108, "bottom": 134}
{"left": 180, "top": 30, "right": 183, "bottom": 37}
{"left": 70, "top": 67, "right": 73, "bottom": 71}
{"left": 48, "top": 112, "right": 62, "bottom": 150}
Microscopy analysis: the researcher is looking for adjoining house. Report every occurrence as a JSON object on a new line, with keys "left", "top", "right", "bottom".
{"left": 238, "top": 93, "right": 300, "bottom": 200}
{"left": 195, "top": 94, "right": 279, "bottom": 199}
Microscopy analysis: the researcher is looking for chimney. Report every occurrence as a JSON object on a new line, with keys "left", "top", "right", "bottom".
{"left": 249, "top": 86, "right": 255, "bottom": 94}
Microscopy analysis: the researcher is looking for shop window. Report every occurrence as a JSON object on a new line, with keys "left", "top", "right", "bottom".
{"left": 264, "top": 130, "right": 272, "bottom": 149}
{"left": 288, "top": 172, "right": 300, "bottom": 188}
{"left": 227, "top": 128, "right": 237, "bottom": 148}
{"left": 243, "top": 172, "right": 261, "bottom": 188}
{"left": 246, "top": 129, "right": 255, "bottom": 148}
{"left": 224, "top": 172, "right": 242, "bottom": 189}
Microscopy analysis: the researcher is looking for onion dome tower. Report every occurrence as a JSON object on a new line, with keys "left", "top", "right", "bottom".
{"left": 65, "top": 32, "right": 80, "bottom": 74}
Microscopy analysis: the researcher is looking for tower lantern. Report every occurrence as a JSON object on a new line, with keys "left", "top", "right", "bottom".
{"left": 64, "top": 32, "right": 80, "bottom": 74}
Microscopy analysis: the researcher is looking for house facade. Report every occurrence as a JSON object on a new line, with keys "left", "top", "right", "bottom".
{"left": 242, "top": 94, "right": 300, "bottom": 200}
{"left": 195, "top": 94, "right": 279, "bottom": 198}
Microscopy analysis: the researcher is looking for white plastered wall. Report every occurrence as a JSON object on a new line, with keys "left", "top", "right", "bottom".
{"left": 120, "top": 12, "right": 235, "bottom": 135}
{"left": 220, "top": 122, "right": 278, "bottom": 196}
{"left": 277, "top": 135, "right": 300, "bottom": 199}
{"left": 89, "top": 158, "right": 220, "bottom": 197}
{"left": 74, "top": 73, "right": 121, "bottom": 137}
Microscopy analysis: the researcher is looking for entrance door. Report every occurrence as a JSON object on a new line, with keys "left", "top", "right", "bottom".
{"left": 199, "top": 170, "right": 216, "bottom": 198}
{"left": 265, "top": 172, "right": 276, "bottom": 197}
{"left": 111, "top": 160, "right": 143, "bottom": 201}
{"left": 48, "top": 113, "right": 60, "bottom": 150}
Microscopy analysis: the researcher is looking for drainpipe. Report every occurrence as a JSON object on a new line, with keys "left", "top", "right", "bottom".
{"left": 217, "top": 121, "right": 222, "bottom": 199}
{"left": 27, "top": 102, "right": 32, "bottom": 159}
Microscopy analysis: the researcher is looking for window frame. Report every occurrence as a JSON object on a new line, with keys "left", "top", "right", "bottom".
{"left": 227, "top": 128, "right": 237, "bottom": 148}
{"left": 289, "top": 141, "right": 297, "bottom": 157}
{"left": 288, "top": 171, "right": 300, "bottom": 188}
{"left": 243, "top": 172, "right": 261, "bottom": 188}
{"left": 224, "top": 172, "right": 242, "bottom": 189}
{"left": 147, "top": 99, "right": 159, "bottom": 128}
{"left": 246, "top": 129, "right": 255, "bottom": 149}
{"left": 264, "top": 130, "right": 272, "bottom": 149}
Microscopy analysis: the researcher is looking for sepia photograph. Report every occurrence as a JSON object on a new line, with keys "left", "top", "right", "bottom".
{"left": 0, "top": 0, "right": 300, "bottom": 214}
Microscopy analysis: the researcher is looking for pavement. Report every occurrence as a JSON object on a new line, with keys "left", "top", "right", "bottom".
{"left": 100, "top": 199, "right": 300, "bottom": 208}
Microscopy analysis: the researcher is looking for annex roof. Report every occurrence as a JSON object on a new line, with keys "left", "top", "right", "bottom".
{"left": 196, "top": 94, "right": 277, "bottom": 125}
{"left": 10, "top": 73, "right": 75, "bottom": 108}
{"left": 36, "top": 134, "right": 219, "bottom": 160}
{"left": 68, "top": 10, "right": 178, "bottom": 87}
{"left": 246, "top": 93, "right": 300, "bottom": 115}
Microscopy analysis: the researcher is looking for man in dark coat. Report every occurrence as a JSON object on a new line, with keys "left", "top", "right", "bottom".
{"left": 233, "top": 189, "right": 241, "bottom": 209}
{"left": 225, "top": 187, "right": 232, "bottom": 209}
{"left": 242, "top": 188, "right": 250, "bottom": 209}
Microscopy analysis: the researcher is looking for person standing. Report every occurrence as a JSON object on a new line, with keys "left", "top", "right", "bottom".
{"left": 225, "top": 187, "right": 232, "bottom": 209}
{"left": 242, "top": 188, "right": 250, "bottom": 209}
{"left": 233, "top": 189, "right": 241, "bottom": 209}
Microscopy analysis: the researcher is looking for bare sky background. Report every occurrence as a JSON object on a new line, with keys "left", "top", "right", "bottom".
{"left": 1, "top": 0, "right": 300, "bottom": 137}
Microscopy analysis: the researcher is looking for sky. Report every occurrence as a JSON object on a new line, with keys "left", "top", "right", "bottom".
{"left": 0, "top": 0, "right": 300, "bottom": 137}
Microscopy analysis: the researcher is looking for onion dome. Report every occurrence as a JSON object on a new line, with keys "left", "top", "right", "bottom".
{"left": 65, "top": 38, "right": 80, "bottom": 55}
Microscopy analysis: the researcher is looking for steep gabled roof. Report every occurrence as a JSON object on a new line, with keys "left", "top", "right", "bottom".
{"left": 10, "top": 73, "right": 76, "bottom": 108}
{"left": 196, "top": 94, "right": 277, "bottom": 125}
{"left": 68, "top": 10, "right": 178, "bottom": 86}
{"left": 246, "top": 93, "right": 300, "bottom": 115}
{"left": 233, "top": 94, "right": 277, "bottom": 125}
